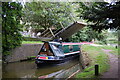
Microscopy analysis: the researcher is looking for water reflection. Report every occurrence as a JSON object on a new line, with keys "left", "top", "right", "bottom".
{"left": 3, "top": 58, "right": 81, "bottom": 78}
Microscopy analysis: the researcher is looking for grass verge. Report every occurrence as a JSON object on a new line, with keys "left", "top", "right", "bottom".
{"left": 22, "top": 41, "right": 43, "bottom": 44}
{"left": 76, "top": 45, "right": 112, "bottom": 78}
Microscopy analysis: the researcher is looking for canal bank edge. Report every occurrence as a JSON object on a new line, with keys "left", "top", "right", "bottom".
{"left": 75, "top": 45, "right": 110, "bottom": 78}
{"left": 67, "top": 49, "right": 91, "bottom": 78}
{"left": 5, "top": 44, "right": 43, "bottom": 63}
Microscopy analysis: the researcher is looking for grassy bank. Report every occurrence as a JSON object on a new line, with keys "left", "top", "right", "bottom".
{"left": 22, "top": 41, "right": 43, "bottom": 44}
{"left": 76, "top": 45, "right": 115, "bottom": 78}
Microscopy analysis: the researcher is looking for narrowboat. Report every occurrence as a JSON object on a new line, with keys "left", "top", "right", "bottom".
{"left": 35, "top": 41, "right": 81, "bottom": 65}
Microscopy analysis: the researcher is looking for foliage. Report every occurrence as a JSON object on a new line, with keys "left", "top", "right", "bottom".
{"left": 22, "top": 2, "right": 73, "bottom": 30}
{"left": 77, "top": 2, "right": 120, "bottom": 32}
{"left": 68, "top": 27, "right": 107, "bottom": 43}
{"left": 2, "top": 2, "right": 23, "bottom": 56}
{"left": 66, "top": 2, "right": 111, "bottom": 43}
{"left": 22, "top": 2, "right": 109, "bottom": 43}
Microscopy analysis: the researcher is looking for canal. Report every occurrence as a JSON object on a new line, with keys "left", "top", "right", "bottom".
{"left": 2, "top": 58, "right": 81, "bottom": 78}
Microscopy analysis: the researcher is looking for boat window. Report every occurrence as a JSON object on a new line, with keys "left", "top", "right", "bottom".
{"left": 39, "top": 43, "right": 53, "bottom": 56}
{"left": 63, "top": 45, "right": 70, "bottom": 53}
{"left": 73, "top": 45, "right": 80, "bottom": 51}
{"left": 41, "top": 46, "right": 46, "bottom": 52}
{"left": 69, "top": 45, "right": 73, "bottom": 52}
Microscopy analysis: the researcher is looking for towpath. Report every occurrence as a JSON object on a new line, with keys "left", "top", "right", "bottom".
{"left": 101, "top": 49, "right": 119, "bottom": 78}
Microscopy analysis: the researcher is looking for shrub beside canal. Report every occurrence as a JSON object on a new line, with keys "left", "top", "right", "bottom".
{"left": 76, "top": 45, "right": 112, "bottom": 78}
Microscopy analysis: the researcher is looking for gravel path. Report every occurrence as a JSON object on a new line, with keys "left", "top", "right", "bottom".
{"left": 101, "top": 49, "right": 119, "bottom": 78}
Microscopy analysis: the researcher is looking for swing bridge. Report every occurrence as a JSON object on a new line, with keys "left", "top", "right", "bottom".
{"left": 38, "top": 21, "right": 87, "bottom": 41}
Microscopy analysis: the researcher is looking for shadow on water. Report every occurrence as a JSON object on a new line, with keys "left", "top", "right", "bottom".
{"left": 2, "top": 57, "right": 82, "bottom": 78}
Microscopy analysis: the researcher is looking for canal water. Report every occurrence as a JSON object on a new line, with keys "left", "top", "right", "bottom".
{"left": 2, "top": 58, "right": 81, "bottom": 78}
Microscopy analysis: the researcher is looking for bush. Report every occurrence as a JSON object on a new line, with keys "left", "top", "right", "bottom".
{"left": 2, "top": 2, "right": 23, "bottom": 58}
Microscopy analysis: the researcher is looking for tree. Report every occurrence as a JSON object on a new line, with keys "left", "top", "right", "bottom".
{"left": 22, "top": 2, "right": 73, "bottom": 30}
{"left": 68, "top": 27, "right": 107, "bottom": 43}
{"left": 2, "top": 2, "right": 23, "bottom": 57}
{"left": 77, "top": 2, "right": 120, "bottom": 32}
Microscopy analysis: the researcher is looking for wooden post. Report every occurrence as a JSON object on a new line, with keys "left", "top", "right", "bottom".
{"left": 59, "top": 22, "right": 65, "bottom": 29}
{"left": 49, "top": 28, "right": 55, "bottom": 37}
{"left": 95, "top": 64, "right": 99, "bottom": 76}
{"left": 115, "top": 45, "right": 117, "bottom": 49}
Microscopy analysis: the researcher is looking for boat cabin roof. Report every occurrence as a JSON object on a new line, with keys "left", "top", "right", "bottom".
{"left": 49, "top": 42, "right": 61, "bottom": 45}
{"left": 62, "top": 43, "right": 82, "bottom": 45}
{"left": 48, "top": 41, "right": 82, "bottom": 46}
